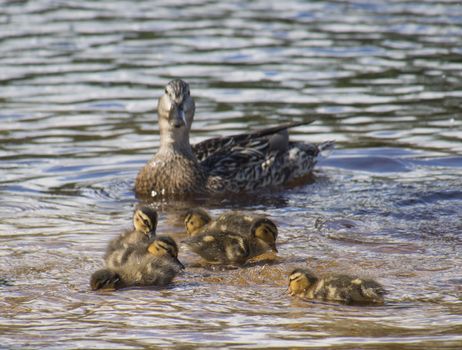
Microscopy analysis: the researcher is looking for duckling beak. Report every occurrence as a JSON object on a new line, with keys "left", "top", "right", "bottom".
{"left": 270, "top": 243, "right": 278, "bottom": 253}
{"left": 169, "top": 104, "right": 186, "bottom": 128}
{"left": 174, "top": 256, "right": 185, "bottom": 270}
{"left": 287, "top": 286, "right": 294, "bottom": 296}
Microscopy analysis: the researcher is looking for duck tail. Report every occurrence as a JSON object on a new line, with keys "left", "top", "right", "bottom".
{"left": 250, "top": 120, "right": 316, "bottom": 139}
{"left": 360, "top": 279, "right": 386, "bottom": 302}
{"left": 317, "top": 140, "right": 335, "bottom": 158}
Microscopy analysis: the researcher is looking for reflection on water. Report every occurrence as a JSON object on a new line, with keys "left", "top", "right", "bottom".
{"left": 1, "top": 0, "right": 462, "bottom": 348}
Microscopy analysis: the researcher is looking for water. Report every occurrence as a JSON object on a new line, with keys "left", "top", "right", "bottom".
{"left": 1, "top": 0, "right": 462, "bottom": 348}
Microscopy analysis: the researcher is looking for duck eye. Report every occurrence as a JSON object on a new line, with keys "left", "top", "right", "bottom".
{"left": 169, "top": 248, "right": 177, "bottom": 257}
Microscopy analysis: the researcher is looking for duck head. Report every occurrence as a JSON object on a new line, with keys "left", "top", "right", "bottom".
{"left": 251, "top": 217, "right": 278, "bottom": 253}
{"left": 157, "top": 79, "right": 196, "bottom": 150}
{"left": 147, "top": 236, "right": 185, "bottom": 269}
{"left": 184, "top": 208, "right": 212, "bottom": 236}
{"left": 133, "top": 206, "right": 158, "bottom": 237}
{"left": 287, "top": 268, "right": 318, "bottom": 296}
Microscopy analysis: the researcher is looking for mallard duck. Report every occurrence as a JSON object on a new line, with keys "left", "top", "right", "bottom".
{"left": 184, "top": 208, "right": 278, "bottom": 255}
{"left": 135, "top": 79, "right": 333, "bottom": 197}
{"left": 183, "top": 218, "right": 277, "bottom": 265}
{"left": 91, "top": 236, "right": 184, "bottom": 290}
{"left": 288, "top": 268, "right": 385, "bottom": 305}
{"left": 104, "top": 206, "right": 158, "bottom": 270}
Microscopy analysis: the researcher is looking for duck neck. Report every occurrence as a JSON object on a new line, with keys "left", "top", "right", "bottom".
{"left": 159, "top": 127, "right": 194, "bottom": 157}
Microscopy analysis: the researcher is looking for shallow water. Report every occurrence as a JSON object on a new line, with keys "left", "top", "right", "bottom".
{"left": 1, "top": 0, "right": 462, "bottom": 348}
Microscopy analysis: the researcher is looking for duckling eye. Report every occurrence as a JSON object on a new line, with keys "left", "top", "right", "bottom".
{"left": 168, "top": 248, "right": 177, "bottom": 257}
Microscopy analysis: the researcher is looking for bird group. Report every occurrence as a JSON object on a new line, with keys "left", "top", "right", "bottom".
{"left": 90, "top": 206, "right": 385, "bottom": 305}
{"left": 90, "top": 79, "right": 385, "bottom": 306}
{"left": 90, "top": 206, "right": 184, "bottom": 290}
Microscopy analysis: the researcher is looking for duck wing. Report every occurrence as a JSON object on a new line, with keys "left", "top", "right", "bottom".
{"left": 183, "top": 231, "right": 249, "bottom": 264}
{"left": 192, "top": 120, "right": 315, "bottom": 162}
{"left": 139, "top": 256, "right": 183, "bottom": 286}
{"left": 199, "top": 138, "right": 272, "bottom": 177}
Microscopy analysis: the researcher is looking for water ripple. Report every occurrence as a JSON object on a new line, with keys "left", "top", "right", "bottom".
{"left": 1, "top": 0, "right": 462, "bottom": 348}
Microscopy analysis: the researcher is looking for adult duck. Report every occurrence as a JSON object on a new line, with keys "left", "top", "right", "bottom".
{"left": 135, "top": 79, "right": 333, "bottom": 197}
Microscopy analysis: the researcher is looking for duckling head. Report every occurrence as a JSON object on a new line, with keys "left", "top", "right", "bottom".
{"left": 147, "top": 236, "right": 185, "bottom": 269}
{"left": 288, "top": 268, "right": 318, "bottom": 296}
{"left": 251, "top": 218, "right": 278, "bottom": 253}
{"left": 133, "top": 206, "right": 158, "bottom": 236}
{"left": 157, "top": 79, "right": 196, "bottom": 147}
{"left": 184, "top": 208, "right": 212, "bottom": 236}
{"left": 90, "top": 269, "right": 122, "bottom": 291}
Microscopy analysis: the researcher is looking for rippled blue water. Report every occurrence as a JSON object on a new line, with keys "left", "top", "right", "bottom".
{"left": 1, "top": 0, "right": 461, "bottom": 348}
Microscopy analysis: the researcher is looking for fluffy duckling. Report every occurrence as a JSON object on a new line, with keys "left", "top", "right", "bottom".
{"left": 212, "top": 211, "right": 278, "bottom": 255}
{"left": 115, "top": 236, "right": 184, "bottom": 287}
{"left": 288, "top": 268, "right": 385, "bottom": 305}
{"left": 183, "top": 219, "right": 277, "bottom": 265}
{"left": 183, "top": 229, "right": 250, "bottom": 265}
{"left": 104, "top": 206, "right": 158, "bottom": 270}
{"left": 91, "top": 236, "right": 184, "bottom": 290}
{"left": 135, "top": 79, "right": 334, "bottom": 197}
{"left": 184, "top": 209, "right": 278, "bottom": 256}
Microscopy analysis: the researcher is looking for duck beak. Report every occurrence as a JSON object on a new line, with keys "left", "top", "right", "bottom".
{"left": 174, "top": 256, "right": 185, "bottom": 270}
{"left": 271, "top": 243, "right": 278, "bottom": 253}
{"left": 169, "top": 104, "right": 186, "bottom": 128}
{"left": 287, "top": 286, "right": 294, "bottom": 296}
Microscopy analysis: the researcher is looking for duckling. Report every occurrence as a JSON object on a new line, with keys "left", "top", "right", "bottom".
{"left": 135, "top": 79, "right": 334, "bottom": 197}
{"left": 211, "top": 212, "right": 278, "bottom": 255}
{"left": 184, "top": 209, "right": 278, "bottom": 256}
{"left": 288, "top": 268, "right": 385, "bottom": 305}
{"left": 104, "top": 206, "right": 158, "bottom": 270}
{"left": 183, "top": 230, "right": 250, "bottom": 265}
{"left": 91, "top": 236, "right": 184, "bottom": 290}
{"left": 183, "top": 219, "right": 277, "bottom": 265}
{"left": 115, "top": 236, "right": 184, "bottom": 287}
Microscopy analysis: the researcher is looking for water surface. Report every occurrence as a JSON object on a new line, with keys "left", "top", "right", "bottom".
{"left": 1, "top": 0, "right": 462, "bottom": 348}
